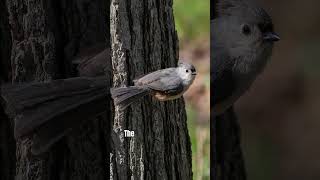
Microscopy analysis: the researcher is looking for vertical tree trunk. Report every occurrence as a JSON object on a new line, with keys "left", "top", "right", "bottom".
{"left": 2, "top": 0, "right": 111, "bottom": 179}
{"left": 110, "top": 0, "right": 192, "bottom": 179}
{"left": 0, "top": 1, "right": 15, "bottom": 180}
{"left": 213, "top": 108, "right": 247, "bottom": 180}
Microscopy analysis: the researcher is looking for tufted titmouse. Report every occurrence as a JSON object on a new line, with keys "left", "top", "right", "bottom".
{"left": 0, "top": 56, "right": 196, "bottom": 154}
{"left": 211, "top": 0, "right": 280, "bottom": 116}
{"left": 111, "top": 62, "right": 197, "bottom": 110}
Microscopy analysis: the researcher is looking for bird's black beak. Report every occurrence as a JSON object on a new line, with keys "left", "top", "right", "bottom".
{"left": 191, "top": 68, "right": 197, "bottom": 75}
{"left": 263, "top": 32, "right": 280, "bottom": 42}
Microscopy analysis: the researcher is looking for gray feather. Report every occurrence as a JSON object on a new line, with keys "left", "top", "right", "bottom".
{"left": 134, "top": 68, "right": 185, "bottom": 96}
{"left": 133, "top": 68, "right": 176, "bottom": 85}
{"left": 1, "top": 76, "right": 109, "bottom": 139}
{"left": 110, "top": 86, "right": 150, "bottom": 110}
{"left": 145, "top": 76, "right": 184, "bottom": 96}
{"left": 211, "top": 20, "right": 235, "bottom": 106}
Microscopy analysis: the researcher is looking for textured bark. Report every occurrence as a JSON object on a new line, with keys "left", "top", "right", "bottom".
{"left": 110, "top": 0, "right": 192, "bottom": 179}
{"left": 212, "top": 108, "right": 246, "bottom": 180}
{"left": 2, "top": 0, "right": 111, "bottom": 179}
{"left": 0, "top": 1, "right": 16, "bottom": 180}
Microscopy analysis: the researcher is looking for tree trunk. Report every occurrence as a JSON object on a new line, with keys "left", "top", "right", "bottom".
{"left": 0, "top": 1, "right": 15, "bottom": 180}
{"left": 212, "top": 108, "right": 247, "bottom": 180}
{"left": 2, "top": 0, "right": 111, "bottom": 179}
{"left": 110, "top": 0, "right": 192, "bottom": 179}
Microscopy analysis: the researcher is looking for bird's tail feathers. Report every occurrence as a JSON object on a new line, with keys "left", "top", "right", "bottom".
{"left": 110, "top": 86, "right": 149, "bottom": 110}
{"left": 0, "top": 76, "right": 109, "bottom": 140}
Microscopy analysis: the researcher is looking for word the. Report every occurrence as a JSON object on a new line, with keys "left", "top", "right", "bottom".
{"left": 124, "top": 130, "right": 134, "bottom": 137}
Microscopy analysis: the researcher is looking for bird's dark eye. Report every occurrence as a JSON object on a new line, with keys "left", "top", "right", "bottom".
{"left": 186, "top": 70, "right": 189, "bottom": 73}
{"left": 241, "top": 24, "right": 251, "bottom": 35}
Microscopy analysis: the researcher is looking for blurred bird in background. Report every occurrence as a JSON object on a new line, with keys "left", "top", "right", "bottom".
{"left": 211, "top": 0, "right": 280, "bottom": 115}
{"left": 1, "top": 48, "right": 111, "bottom": 154}
{"left": 211, "top": 0, "right": 279, "bottom": 179}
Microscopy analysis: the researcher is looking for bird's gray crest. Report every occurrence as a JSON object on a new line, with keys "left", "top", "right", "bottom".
{"left": 216, "top": 0, "right": 273, "bottom": 26}
{"left": 178, "top": 61, "right": 196, "bottom": 71}
{"left": 217, "top": 0, "right": 248, "bottom": 17}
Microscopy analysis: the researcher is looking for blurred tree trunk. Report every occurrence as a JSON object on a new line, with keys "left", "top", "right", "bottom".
{"left": 1, "top": 0, "right": 111, "bottom": 179}
{"left": 110, "top": 0, "right": 192, "bottom": 179}
{"left": 212, "top": 108, "right": 247, "bottom": 180}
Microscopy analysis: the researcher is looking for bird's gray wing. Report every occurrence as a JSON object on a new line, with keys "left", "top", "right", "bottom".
{"left": 211, "top": 20, "right": 235, "bottom": 106}
{"left": 145, "top": 75, "right": 184, "bottom": 96}
{"left": 133, "top": 68, "right": 176, "bottom": 85}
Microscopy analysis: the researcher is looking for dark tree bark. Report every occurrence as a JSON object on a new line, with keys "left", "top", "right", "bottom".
{"left": 2, "top": 0, "right": 111, "bottom": 179}
{"left": 0, "top": 1, "right": 15, "bottom": 180}
{"left": 212, "top": 108, "right": 247, "bottom": 180}
{"left": 110, "top": 0, "right": 192, "bottom": 179}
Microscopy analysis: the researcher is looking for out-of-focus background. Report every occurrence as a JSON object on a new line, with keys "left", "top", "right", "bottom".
{"left": 235, "top": 1, "right": 320, "bottom": 180}
{"left": 173, "top": 0, "right": 210, "bottom": 179}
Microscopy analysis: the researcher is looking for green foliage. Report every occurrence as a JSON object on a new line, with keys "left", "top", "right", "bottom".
{"left": 173, "top": 0, "right": 210, "bottom": 41}
{"left": 297, "top": 41, "right": 320, "bottom": 77}
{"left": 242, "top": 132, "right": 279, "bottom": 180}
{"left": 187, "top": 106, "right": 210, "bottom": 180}
{"left": 174, "top": 1, "right": 210, "bottom": 179}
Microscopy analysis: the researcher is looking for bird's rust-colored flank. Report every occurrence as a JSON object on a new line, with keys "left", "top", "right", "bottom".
{"left": 153, "top": 91, "right": 185, "bottom": 101}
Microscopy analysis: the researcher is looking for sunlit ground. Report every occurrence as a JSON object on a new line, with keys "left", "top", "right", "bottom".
{"left": 173, "top": 0, "right": 210, "bottom": 179}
